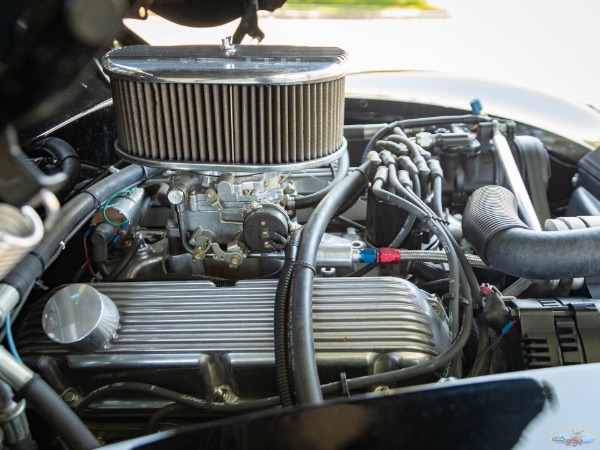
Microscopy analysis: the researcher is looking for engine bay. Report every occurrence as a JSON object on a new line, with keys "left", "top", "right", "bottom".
{"left": 2, "top": 40, "right": 600, "bottom": 448}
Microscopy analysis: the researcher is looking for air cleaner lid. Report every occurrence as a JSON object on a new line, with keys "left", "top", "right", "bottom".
{"left": 102, "top": 43, "right": 349, "bottom": 85}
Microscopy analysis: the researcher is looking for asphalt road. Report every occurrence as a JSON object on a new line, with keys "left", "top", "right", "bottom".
{"left": 125, "top": 0, "right": 600, "bottom": 108}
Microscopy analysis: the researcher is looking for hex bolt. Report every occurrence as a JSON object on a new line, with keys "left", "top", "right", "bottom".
{"left": 373, "top": 385, "right": 389, "bottom": 394}
{"left": 264, "top": 241, "right": 272, "bottom": 249}
{"left": 63, "top": 391, "right": 79, "bottom": 404}
{"left": 206, "top": 189, "right": 216, "bottom": 200}
{"left": 231, "top": 256, "right": 241, "bottom": 265}
{"left": 261, "top": 231, "right": 269, "bottom": 238}
{"left": 263, "top": 181, "right": 269, "bottom": 188}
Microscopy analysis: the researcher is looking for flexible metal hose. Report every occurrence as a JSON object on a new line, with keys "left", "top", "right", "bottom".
{"left": 401, "top": 251, "right": 487, "bottom": 268}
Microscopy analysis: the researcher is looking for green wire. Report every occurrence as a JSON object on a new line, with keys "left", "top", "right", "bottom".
{"left": 102, "top": 188, "right": 134, "bottom": 226}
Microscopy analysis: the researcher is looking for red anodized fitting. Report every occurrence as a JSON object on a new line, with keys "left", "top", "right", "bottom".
{"left": 377, "top": 248, "right": 401, "bottom": 264}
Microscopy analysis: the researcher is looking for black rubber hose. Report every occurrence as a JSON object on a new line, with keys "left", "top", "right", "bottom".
{"left": 294, "top": 150, "right": 350, "bottom": 209}
{"left": 412, "top": 262, "right": 448, "bottom": 282}
{"left": 64, "top": 160, "right": 129, "bottom": 203}
{"left": 398, "top": 174, "right": 483, "bottom": 309}
{"left": 361, "top": 123, "right": 406, "bottom": 164}
{"left": 387, "top": 167, "right": 482, "bottom": 308}
{"left": 331, "top": 216, "right": 366, "bottom": 231}
{"left": 102, "top": 233, "right": 144, "bottom": 282}
{"left": 395, "top": 114, "right": 493, "bottom": 130}
{"left": 274, "top": 230, "right": 302, "bottom": 407}
{"left": 74, "top": 382, "right": 279, "bottom": 416}
{"left": 469, "top": 318, "right": 492, "bottom": 377}
{"left": 146, "top": 403, "right": 191, "bottom": 434}
{"left": 373, "top": 172, "right": 461, "bottom": 338}
{"left": 418, "top": 277, "right": 450, "bottom": 294}
{"left": 320, "top": 297, "right": 473, "bottom": 395}
{"left": 32, "top": 137, "right": 81, "bottom": 198}
{"left": 3, "top": 165, "right": 161, "bottom": 300}
{"left": 463, "top": 185, "right": 600, "bottom": 279}
{"left": 383, "top": 165, "right": 480, "bottom": 374}
{"left": 18, "top": 375, "right": 99, "bottom": 450}
{"left": 291, "top": 162, "right": 370, "bottom": 405}
{"left": 332, "top": 180, "right": 366, "bottom": 218}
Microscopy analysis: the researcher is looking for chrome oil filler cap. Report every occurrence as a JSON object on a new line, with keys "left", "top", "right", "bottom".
{"left": 42, "top": 284, "right": 120, "bottom": 353}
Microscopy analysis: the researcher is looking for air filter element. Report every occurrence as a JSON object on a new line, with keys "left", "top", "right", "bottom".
{"left": 102, "top": 44, "right": 348, "bottom": 171}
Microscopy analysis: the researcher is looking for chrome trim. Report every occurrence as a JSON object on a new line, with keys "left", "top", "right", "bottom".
{"left": 114, "top": 138, "right": 348, "bottom": 172}
{"left": 102, "top": 45, "right": 349, "bottom": 85}
{"left": 493, "top": 124, "right": 542, "bottom": 231}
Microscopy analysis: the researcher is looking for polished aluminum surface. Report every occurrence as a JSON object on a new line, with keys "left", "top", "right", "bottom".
{"left": 114, "top": 139, "right": 347, "bottom": 172}
{"left": 0, "top": 347, "right": 34, "bottom": 389}
{"left": 492, "top": 125, "right": 542, "bottom": 231}
{"left": 0, "top": 205, "right": 44, "bottom": 281}
{"left": 105, "top": 187, "right": 146, "bottom": 227}
{"left": 19, "top": 278, "right": 449, "bottom": 397}
{"left": 0, "top": 284, "right": 19, "bottom": 325}
{"left": 42, "top": 284, "right": 120, "bottom": 353}
{"left": 102, "top": 45, "right": 348, "bottom": 85}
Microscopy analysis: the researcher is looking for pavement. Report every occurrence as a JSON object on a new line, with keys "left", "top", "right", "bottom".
{"left": 125, "top": 0, "right": 600, "bottom": 108}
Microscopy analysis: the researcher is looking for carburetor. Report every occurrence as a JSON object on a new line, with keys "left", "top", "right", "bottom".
{"left": 102, "top": 43, "right": 349, "bottom": 274}
{"left": 166, "top": 170, "right": 294, "bottom": 270}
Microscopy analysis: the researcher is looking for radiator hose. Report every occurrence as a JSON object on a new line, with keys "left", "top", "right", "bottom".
{"left": 463, "top": 185, "right": 600, "bottom": 279}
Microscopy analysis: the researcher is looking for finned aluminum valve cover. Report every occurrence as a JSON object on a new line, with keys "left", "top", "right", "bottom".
{"left": 17, "top": 278, "right": 449, "bottom": 400}
{"left": 102, "top": 45, "right": 348, "bottom": 171}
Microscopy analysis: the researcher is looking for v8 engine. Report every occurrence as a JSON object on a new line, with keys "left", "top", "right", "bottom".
{"left": 2, "top": 38, "right": 600, "bottom": 448}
